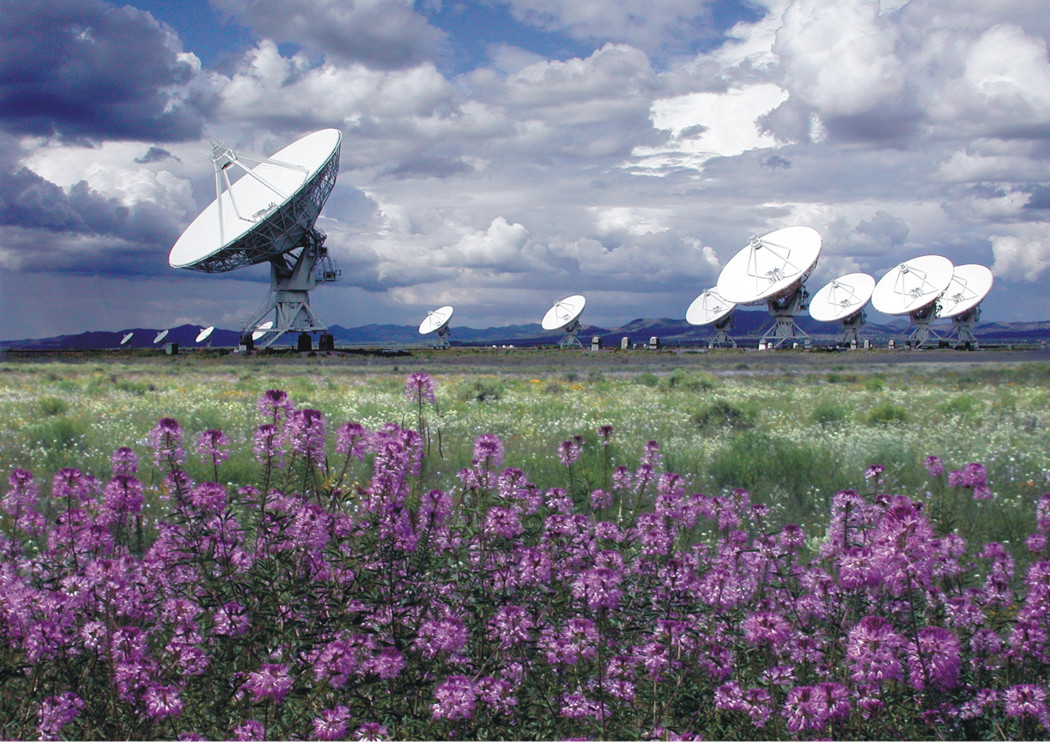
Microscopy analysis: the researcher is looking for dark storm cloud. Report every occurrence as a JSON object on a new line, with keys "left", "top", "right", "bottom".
{"left": 0, "top": 0, "right": 212, "bottom": 141}
{"left": 0, "top": 166, "right": 181, "bottom": 258}
{"left": 135, "top": 147, "right": 179, "bottom": 164}
{"left": 385, "top": 155, "right": 474, "bottom": 180}
{"left": 857, "top": 211, "right": 909, "bottom": 247}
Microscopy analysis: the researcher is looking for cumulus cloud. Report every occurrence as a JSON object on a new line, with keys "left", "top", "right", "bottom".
{"left": 211, "top": 0, "right": 446, "bottom": 69}
{"left": 990, "top": 223, "right": 1050, "bottom": 280}
{"left": 0, "top": 0, "right": 213, "bottom": 141}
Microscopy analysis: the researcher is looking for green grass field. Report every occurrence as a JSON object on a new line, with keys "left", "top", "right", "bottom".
{"left": 2, "top": 349, "right": 1048, "bottom": 551}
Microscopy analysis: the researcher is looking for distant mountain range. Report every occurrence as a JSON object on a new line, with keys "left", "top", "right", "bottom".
{"left": 3, "top": 312, "right": 1050, "bottom": 351}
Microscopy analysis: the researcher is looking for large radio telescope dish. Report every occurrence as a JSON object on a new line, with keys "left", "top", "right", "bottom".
{"left": 809, "top": 272, "right": 875, "bottom": 346}
{"left": 716, "top": 226, "right": 822, "bottom": 305}
{"left": 196, "top": 326, "right": 215, "bottom": 344}
{"left": 809, "top": 273, "right": 875, "bottom": 323}
{"left": 542, "top": 295, "right": 586, "bottom": 347}
{"left": 871, "top": 255, "right": 954, "bottom": 316}
{"left": 169, "top": 129, "right": 343, "bottom": 350}
{"left": 419, "top": 305, "right": 454, "bottom": 348}
{"left": 872, "top": 255, "right": 954, "bottom": 347}
{"left": 936, "top": 264, "right": 993, "bottom": 319}
{"left": 686, "top": 289, "right": 735, "bottom": 326}
{"left": 936, "top": 263, "right": 993, "bottom": 348}
{"left": 716, "top": 226, "right": 822, "bottom": 347}
{"left": 153, "top": 329, "right": 169, "bottom": 344}
{"left": 170, "top": 129, "right": 341, "bottom": 272}
{"left": 686, "top": 288, "right": 737, "bottom": 348}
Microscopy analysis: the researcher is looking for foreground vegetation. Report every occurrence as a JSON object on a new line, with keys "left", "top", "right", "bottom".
{"left": 1, "top": 355, "right": 1049, "bottom": 738}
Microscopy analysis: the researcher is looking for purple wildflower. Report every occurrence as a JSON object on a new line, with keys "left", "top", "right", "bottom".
{"left": 151, "top": 417, "right": 185, "bottom": 467}
{"left": 111, "top": 447, "right": 138, "bottom": 475}
{"left": 3, "top": 467, "right": 44, "bottom": 536}
{"left": 472, "top": 433, "right": 504, "bottom": 467}
{"left": 924, "top": 455, "right": 944, "bottom": 476}
{"left": 336, "top": 422, "right": 369, "bottom": 459}
{"left": 741, "top": 611, "right": 792, "bottom": 647}
{"left": 405, "top": 372, "right": 436, "bottom": 405}
{"left": 431, "top": 675, "right": 475, "bottom": 721}
{"left": 598, "top": 424, "right": 613, "bottom": 445}
{"left": 243, "top": 663, "right": 293, "bottom": 704}
{"left": 186, "top": 481, "right": 227, "bottom": 514}
{"left": 415, "top": 616, "right": 469, "bottom": 657}
{"left": 571, "top": 566, "right": 623, "bottom": 610}
{"left": 557, "top": 438, "right": 582, "bottom": 467}
{"left": 485, "top": 506, "right": 523, "bottom": 539}
{"left": 288, "top": 408, "right": 326, "bottom": 466}
{"left": 257, "top": 389, "right": 293, "bottom": 422}
{"left": 143, "top": 683, "right": 183, "bottom": 720}
{"left": 865, "top": 464, "right": 884, "bottom": 480}
{"left": 590, "top": 488, "right": 612, "bottom": 510}
{"left": 232, "top": 719, "right": 266, "bottom": 740}
{"left": 312, "top": 705, "right": 352, "bottom": 741}
{"left": 560, "top": 692, "right": 607, "bottom": 720}
{"left": 782, "top": 683, "right": 850, "bottom": 733}
{"left": 36, "top": 692, "right": 85, "bottom": 740}
{"left": 487, "top": 605, "right": 534, "bottom": 649}
{"left": 353, "top": 723, "right": 390, "bottom": 740}
{"left": 1004, "top": 684, "right": 1047, "bottom": 719}
{"left": 253, "top": 423, "right": 282, "bottom": 466}
{"left": 907, "top": 626, "right": 961, "bottom": 691}
{"left": 846, "top": 616, "right": 904, "bottom": 685}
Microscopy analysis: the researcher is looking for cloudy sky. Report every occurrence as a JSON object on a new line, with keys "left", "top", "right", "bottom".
{"left": 2, "top": 0, "right": 1050, "bottom": 340}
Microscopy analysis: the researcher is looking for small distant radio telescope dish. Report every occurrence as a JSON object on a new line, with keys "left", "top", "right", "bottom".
{"left": 196, "top": 326, "right": 215, "bottom": 345}
{"left": 809, "top": 272, "right": 875, "bottom": 346}
{"left": 871, "top": 255, "right": 954, "bottom": 348}
{"left": 542, "top": 295, "right": 586, "bottom": 348}
{"left": 120, "top": 332, "right": 134, "bottom": 347}
{"left": 251, "top": 320, "right": 275, "bottom": 342}
{"left": 418, "top": 305, "right": 454, "bottom": 349}
{"left": 936, "top": 263, "right": 993, "bottom": 348}
{"left": 153, "top": 329, "right": 169, "bottom": 344}
{"left": 685, "top": 288, "right": 737, "bottom": 348}
{"left": 716, "top": 226, "right": 822, "bottom": 347}
{"left": 169, "top": 129, "right": 342, "bottom": 351}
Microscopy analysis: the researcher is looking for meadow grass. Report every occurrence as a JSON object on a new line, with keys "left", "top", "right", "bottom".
{"left": 1, "top": 352, "right": 1047, "bottom": 553}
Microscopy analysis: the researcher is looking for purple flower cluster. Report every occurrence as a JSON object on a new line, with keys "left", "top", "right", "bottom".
{"left": 1, "top": 381, "right": 1048, "bottom": 740}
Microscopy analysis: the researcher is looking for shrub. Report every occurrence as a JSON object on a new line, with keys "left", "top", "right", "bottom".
{"left": 690, "top": 399, "right": 757, "bottom": 432}
{"left": 866, "top": 401, "right": 908, "bottom": 425}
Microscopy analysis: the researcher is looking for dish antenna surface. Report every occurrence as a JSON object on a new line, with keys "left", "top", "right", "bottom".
{"left": 871, "top": 255, "right": 954, "bottom": 347}
{"left": 809, "top": 272, "right": 875, "bottom": 346}
{"left": 169, "top": 129, "right": 342, "bottom": 350}
{"left": 196, "top": 326, "right": 215, "bottom": 345}
{"left": 153, "top": 329, "right": 169, "bottom": 344}
{"left": 685, "top": 288, "right": 737, "bottom": 348}
{"left": 120, "top": 332, "right": 134, "bottom": 347}
{"left": 936, "top": 264, "right": 993, "bottom": 348}
{"left": 542, "top": 295, "right": 586, "bottom": 348}
{"left": 251, "top": 320, "right": 275, "bottom": 342}
{"left": 419, "top": 305, "right": 454, "bottom": 349}
{"left": 716, "top": 226, "right": 822, "bottom": 347}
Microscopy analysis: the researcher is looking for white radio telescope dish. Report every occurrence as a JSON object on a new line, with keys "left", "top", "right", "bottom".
{"left": 686, "top": 288, "right": 737, "bottom": 348}
{"left": 153, "top": 329, "right": 169, "bottom": 344}
{"left": 251, "top": 320, "right": 275, "bottom": 342}
{"left": 936, "top": 263, "right": 993, "bottom": 348}
{"left": 542, "top": 295, "right": 586, "bottom": 347}
{"left": 872, "top": 255, "right": 954, "bottom": 347}
{"left": 120, "top": 332, "right": 134, "bottom": 346}
{"left": 169, "top": 129, "right": 343, "bottom": 351}
{"left": 809, "top": 272, "right": 875, "bottom": 346}
{"left": 196, "top": 326, "right": 215, "bottom": 344}
{"left": 716, "top": 226, "right": 822, "bottom": 347}
{"left": 419, "top": 305, "right": 454, "bottom": 349}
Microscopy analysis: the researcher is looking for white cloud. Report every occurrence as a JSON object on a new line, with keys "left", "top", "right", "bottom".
{"left": 632, "top": 83, "right": 788, "bottom": 172}
{"left": 991, "top": 224, "right": 1050, "bottom": 281}
{"left": 774, "top": 0, "right": 906, "bottom": 119}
